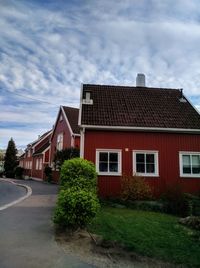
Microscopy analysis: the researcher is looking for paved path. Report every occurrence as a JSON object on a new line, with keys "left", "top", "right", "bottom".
{"left": 0, "top": 180, "right": 95, "bottom": 268}
{"left": 0, "top": 180, "right": 26, "bottom": 207}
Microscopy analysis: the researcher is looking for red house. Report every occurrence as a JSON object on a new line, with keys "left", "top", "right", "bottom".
{"left": 19, "top": 130, "right": 52, "bottom": 180}
{"left": 50, "top": 106, "right": 80, "bottom": 182}
{"left": 79, "top": 76, "right": 200, "bottom": 197}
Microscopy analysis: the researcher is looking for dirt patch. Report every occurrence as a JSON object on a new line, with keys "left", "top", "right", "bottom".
{"left": 55, "top": 229, "right": 180, "bottom": 268}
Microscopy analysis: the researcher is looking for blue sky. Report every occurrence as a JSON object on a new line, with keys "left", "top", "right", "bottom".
{"left": 1, "top": 0, "right": 200, "bottom": 149}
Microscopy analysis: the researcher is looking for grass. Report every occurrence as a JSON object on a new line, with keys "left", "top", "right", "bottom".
{"left": 88, "top": 206, "right": 200, "bottom": 267}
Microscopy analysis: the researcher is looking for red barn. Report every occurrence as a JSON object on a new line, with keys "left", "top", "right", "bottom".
{"left": 79, "top": 78, "right": 200, "bottom": 198}
{"left": 50, "top": 106, "right": 80, "bottom": 182}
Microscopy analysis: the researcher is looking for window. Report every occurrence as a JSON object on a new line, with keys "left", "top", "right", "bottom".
{"left": 133, "top": 151, "right": 159, "bottom": 177}
{"left": 28, "top": 149, "right": 31, "bottom": 157}
{"left": 57, "top": 133, "right": 63, "bottom": 151}
{"left": 179, "top": 152, "right": 200, "bottom": 177}
{"left": 96, "top": 150, "right": 121, "bottom": 175}
{"left": 36, "top": 159, "right": 39, "bottom": 170}
{"left": 59, "top": 114, "right": 63, "bottom": 121}
{"left": 39, "top": 158, "right": 43, "bottom": 170}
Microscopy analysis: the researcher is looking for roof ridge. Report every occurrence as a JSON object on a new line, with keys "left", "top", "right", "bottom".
{"left": 83, "top": 84, "right": 180, "bottom": 91}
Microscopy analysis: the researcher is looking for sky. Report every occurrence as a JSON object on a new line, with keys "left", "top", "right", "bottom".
{"left": 1, "top": 0, "right": 200, "bottom": 149}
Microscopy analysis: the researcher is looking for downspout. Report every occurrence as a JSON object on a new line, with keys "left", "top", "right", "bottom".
{"left": 80, "top": 127, "right": 85, "bottom": 158}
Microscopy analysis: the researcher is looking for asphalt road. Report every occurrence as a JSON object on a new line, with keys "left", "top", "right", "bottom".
{"left": 0, "top": 180, "right": 26, "bottom": 207}
{"left": 0, "top": 180, "right": 95, "bottom": 268}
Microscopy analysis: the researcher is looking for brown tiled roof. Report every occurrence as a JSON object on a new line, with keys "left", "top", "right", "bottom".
{"left": 28, "top": 130, "right": 52, "bottom": 147}
{"left": 33, "top": 141, "right": 50, "bottom": 156}
{"left": 62, "top": 106, "right": 80, "bottom": 134}
{"left": 81, "top": 84, "right": 200, "bottom": 130}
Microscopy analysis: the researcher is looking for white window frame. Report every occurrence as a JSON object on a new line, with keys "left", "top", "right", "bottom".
{"left": 133, "top": 150, "right": 159, "bottom": 177}
{"left": 36, "top": 159, "right": 39, "bottom": 170}
{"left": 57, "top": 133, "right": 63, "bottom": 151}
{"left": 96, "top": 149, "right": 122, "bottom": 176}
{"left": 179, "top": 151, "right": 200, "bottom": 178}
{"left": 39, "top": 158, "right": 43, "bottom": 170}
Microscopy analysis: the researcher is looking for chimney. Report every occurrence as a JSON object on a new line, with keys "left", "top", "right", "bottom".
{"left": 83, "top": 90, "right": 93, "bottom": 105}
{"left": 136, "top": 73, "right": 146, "bottom": 87}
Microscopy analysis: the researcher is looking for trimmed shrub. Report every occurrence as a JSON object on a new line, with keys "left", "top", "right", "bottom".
{"left": 54, "top": 147, "right": 80, "bottom": 171}
{"left": 54, "top": 188, "right": 100, "bottom": 229}
{"left": 15, "top": 166, "right": 24, "bottom": 179}
{"left": 161, "top": 185, "right": 191, "bottom": 217}
{"left": 44, "top": 166, "right": 53, "bottom": 183}
{"left": 60, "top": 158, "right": 97, "bottom": 191}
{"left": 121, "top": 174, "right": 153, "bottom": 201}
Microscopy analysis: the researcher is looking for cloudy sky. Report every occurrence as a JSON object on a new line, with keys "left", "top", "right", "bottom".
{"left": 1, "top": 0, "right": 200, "bottom": 149}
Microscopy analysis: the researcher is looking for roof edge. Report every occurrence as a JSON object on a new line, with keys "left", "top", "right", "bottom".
{"left": 80, "top": 124, "right": 200, "bottom": 134}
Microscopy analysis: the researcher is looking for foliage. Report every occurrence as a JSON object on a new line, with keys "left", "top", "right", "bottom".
{"left": 121, "top": 174, "right": 152, "bottom": 201}
{"left": 88, "top": 206, "right": 200, "bottom": 267}
{"left": 60, "top": 158, "right": 97, "bottom": 191}
{"left": 54, "top": 188, "right": 100, "bottom": 228}
{"left": 4, "top": 138, "right": 18, "bottom": 178}
{"left": 161, "top": 185, "right": 192, "bottom": 217}
{"left": 15, "top": 166, "right": 24, "bottom": 179}
{"left": 53, "top": 147, "right": 79, "bottom": 170}
{"left": 44, "top": 166, "right": 53, "bottom": 183}
{"left": 179, "top": 216, "right": 200, "bottom": 231}
{"left": 54, "top": 158, "right": 100, "bottom": 229}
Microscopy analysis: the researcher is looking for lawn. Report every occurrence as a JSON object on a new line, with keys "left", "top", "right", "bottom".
{"left": 88, "top": 206, "right": 200, "bottom": 267}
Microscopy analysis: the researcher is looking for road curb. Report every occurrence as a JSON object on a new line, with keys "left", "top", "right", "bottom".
{"left": 0, "top": 178, "right": 32, "bottom": 211}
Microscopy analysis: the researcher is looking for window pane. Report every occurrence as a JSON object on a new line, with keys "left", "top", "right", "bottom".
{"left": 136, "top": 163, "right": 145, "bottom": 173}
{"left": 146, "top": 163, "right": 155, "bottom": 173}
{"left": 182, "top": 155, "right": 191, "bottom": 174}
{"left": 182, "top": 155, "right": 190, "bottom": 165}
{"left": 109, "top": 153, "right": 118, "bottom": 162}
{"left": 99, "top": 153, "right": 108, "bottom": 162}
{"left": 99, "top": 162, "right": 108, "bottom": 172}
{"left": 136, "top": 154, "right": 144, "bottom": 163}
{"left": 192, "top": 155, "right": 200, "bottom": 166}
{"left": 192, "top": 155, "right": 200, "bottom": 174}
{"left": 183, "top": 167, "right": 191, "bottom": 174}
{"left": 146, "top": 154, "right": 155, "bottom": 163}
{"left": 109, "top": 163, "right": 118, "bottom": 172}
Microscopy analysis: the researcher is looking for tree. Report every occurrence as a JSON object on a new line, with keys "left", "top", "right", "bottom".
{"left": 53, "top": 147, "right": 80, "bottom": 171}
{"left": 4, "top": 138, "right": 18, "bottom": 178}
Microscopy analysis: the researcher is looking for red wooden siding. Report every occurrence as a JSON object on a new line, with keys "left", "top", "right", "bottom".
{"left": 32, "top": 155, "right": 43, "bottom": 179}
{"left": 84, "top": 130, "right": 200, "bottom": 197}
{"left": 44, "top": 149, "right": 49, "bottom": 163}
{"left": 50, "top": 110, "right": 72, "bottom": 165}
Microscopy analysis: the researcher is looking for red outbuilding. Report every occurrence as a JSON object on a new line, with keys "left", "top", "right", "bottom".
{"left": 79, "top": 75, "right": 200, "bottom": 198}
{"left": 50, "top": 106, "right": 80, "bottom": 182}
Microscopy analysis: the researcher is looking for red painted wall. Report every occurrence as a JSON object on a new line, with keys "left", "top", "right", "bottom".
{"left": 44, "top": 149, "right": 49, "bottom": 163}
{"left": 32, "top": 155, "right": 43, "bottom": 179}
{"left": 84, "top": 130, "right": 200, "bottom": 197}
{"left": 50, "top": 110, "right": 72, "bottom": 165}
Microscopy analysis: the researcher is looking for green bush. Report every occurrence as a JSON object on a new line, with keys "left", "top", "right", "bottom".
{"left": 44, "top": 166, "right": 53, "bottom": 183}
{"left": 54, "top": 147, "right": 80, "bottom": 170}
{"left": 60, "top": 158, "right": 97, "bottom": 191}
{"left": 54, "top": 188, "right": 100, "bottom": 228}
{"left": 15, "top": 166, "right": 24, "bottom": 179}
{"left": 121, "top": 174, "right": 153, "bottom": 201}
{"left": 162, "top": 185, "right": 191, "bottom": 217}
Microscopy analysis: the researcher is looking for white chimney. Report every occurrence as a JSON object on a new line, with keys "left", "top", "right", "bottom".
{"left": 136, "top": 73, "right": 146, "bottom": 87}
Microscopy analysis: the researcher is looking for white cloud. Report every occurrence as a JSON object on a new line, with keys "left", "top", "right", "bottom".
{"left": 1, "top": 0, "right": 200, "bottom": 147}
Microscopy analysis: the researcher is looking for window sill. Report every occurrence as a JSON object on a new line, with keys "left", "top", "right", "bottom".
{"left": 180, "top": 175, "right": 200, "bottom": 178}
{"left": 134, "top": 173, "right": 159, "bottom": 177}
{"left": 98, "top": 172, "right": 122, "bottom": 176}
